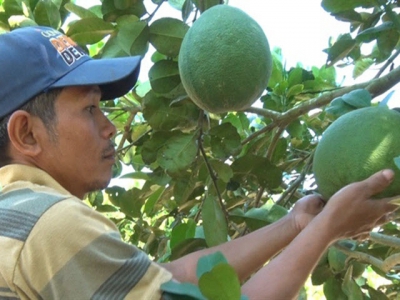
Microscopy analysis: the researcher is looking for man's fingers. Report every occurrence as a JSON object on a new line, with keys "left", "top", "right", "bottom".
{"left": 360, "top": 169, "right": 395, "bottom": 198}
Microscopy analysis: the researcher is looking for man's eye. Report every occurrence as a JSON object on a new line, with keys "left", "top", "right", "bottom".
{"left": 87, "top": 105, "right": 96, "bottom": 113}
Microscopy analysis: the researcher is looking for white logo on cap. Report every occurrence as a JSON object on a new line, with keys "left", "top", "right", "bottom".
{"left": 41, "top": 29, "right": 86, "bottom": 66}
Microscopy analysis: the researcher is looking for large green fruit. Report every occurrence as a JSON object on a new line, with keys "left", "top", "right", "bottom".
{"left": 178, "top": 5, "right": 272, "bottom": 114}
{"left": 313, "top": 106, "right": 400, "bottom": 200}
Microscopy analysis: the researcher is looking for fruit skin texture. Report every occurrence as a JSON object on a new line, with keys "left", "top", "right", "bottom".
{"left": 178, "top": 5, "right": 272, "bottom": 114}
{"left": 312, "top": 106, "right": 400, "bottom": 200}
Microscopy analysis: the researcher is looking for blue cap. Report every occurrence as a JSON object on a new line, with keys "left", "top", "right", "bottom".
{"left": 0, "top": 26, "right": 142, "bottom": 119}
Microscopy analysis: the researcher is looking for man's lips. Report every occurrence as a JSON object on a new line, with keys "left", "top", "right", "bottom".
{"left": 102, "top": 145, "right": 116, "bottom": 161}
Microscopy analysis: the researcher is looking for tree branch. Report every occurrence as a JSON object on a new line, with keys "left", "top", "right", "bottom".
{"left": 277, "top": 65, "right": 400, "bottom": 127}
{"left": 116, "top": 111, "right": 137, "bottom": 152}
{"left": 245, "top": 107, "right": 281, "bottom": 120}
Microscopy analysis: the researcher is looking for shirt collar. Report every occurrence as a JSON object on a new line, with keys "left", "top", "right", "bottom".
{"left": 0, "top": 164, "right": 71, "bottom": 196}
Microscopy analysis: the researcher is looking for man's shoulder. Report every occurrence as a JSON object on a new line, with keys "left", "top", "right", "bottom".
{"left": 0, "top": 185, "right": 72, "bottom": 242}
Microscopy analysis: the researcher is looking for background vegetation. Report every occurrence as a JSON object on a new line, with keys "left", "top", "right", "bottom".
{"left": 1, "top": 0, "right": 400, "bottom": 298}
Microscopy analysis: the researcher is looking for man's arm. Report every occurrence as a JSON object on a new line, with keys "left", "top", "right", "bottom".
{"left": 161, "top": 194, "right": 325, "bottom": 283}
{"left": 161, "top": 169, "right": 397, "bottom": 299}
{"left": 241, "top": 169, "right": 397, "bottom": 299}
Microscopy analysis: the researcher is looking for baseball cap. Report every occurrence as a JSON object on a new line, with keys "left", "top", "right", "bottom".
{"left": 0, "top": 26, "right": 142, "bottom": 119}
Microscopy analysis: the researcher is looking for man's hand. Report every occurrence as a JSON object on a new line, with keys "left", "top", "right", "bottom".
{"left": 317, "top": 169, "right": 399, "bottom": 240}
{"left": 289, "top": 194, "right": 325, "bottom": 233}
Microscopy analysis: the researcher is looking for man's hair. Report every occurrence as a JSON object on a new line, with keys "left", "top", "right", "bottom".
{"left": 0, "top": 88, "right": 62, "bottom": 167}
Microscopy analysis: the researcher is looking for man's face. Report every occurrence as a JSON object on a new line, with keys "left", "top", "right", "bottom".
{"left": 39, "top": 85, "right": 117, "bottom": 198}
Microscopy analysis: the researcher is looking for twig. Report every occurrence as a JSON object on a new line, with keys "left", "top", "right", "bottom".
{"left": 117, "top": 112, "right": 137, "bottom": 152}
{"left": 370, "top": 232, "right": 400, "bottom": 248}
{"left": 198, "top": 135, "right": 230, "bottom": 221}
{"left": 196, "top": 110, "right": 229, "bottom": 221}
{"left": 277, "top": 152, "right": 314, "bottom": 206}
{"left": 375, "top": 49, "right": 400, "bottom": 79}
{"left": 334, "top": 242, "right": 400, "bottom": 273}
{"left": 253, "top": 126, "right": 285, "bottom": 207}
{"left": 146, "top": 0, "right": 165, "bottom": 23}
{"left": 241, "top": 122, "right": 276, "bottom": 145}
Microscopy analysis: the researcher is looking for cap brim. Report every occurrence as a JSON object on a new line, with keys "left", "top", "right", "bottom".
{"left": 50, "top": 55, "right": 142, "bottom": 100}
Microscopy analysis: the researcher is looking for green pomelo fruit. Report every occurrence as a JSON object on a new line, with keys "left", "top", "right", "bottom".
{"left": 313, "top": 106, "right": 400, "bottom": 200}
{"left": 178, "top": 5, "right": 272, "bottom": 114}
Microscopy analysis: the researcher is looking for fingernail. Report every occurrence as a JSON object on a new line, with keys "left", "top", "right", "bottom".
{"left": 382, "top": 169, "right": 395, "bottom": 182}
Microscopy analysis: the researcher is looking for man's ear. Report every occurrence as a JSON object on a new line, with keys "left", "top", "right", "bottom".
{"left": 7, "top": 111, "right": 44, "bottom": 157}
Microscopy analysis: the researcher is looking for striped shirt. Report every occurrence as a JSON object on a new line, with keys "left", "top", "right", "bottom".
{"left": 0, "top": 164, "right": 172, "bottom": 299}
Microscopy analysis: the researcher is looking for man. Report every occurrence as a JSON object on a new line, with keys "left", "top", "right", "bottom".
{"left": 0, "top": 26, "right": 397, "bottom": 300}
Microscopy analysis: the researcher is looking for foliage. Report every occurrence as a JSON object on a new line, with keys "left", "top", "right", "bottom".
{"left": 161, "top": 251, "right": 248, "bottom": 300}
{"left": 2, "top": 0, "right": 400, "bottom": 298}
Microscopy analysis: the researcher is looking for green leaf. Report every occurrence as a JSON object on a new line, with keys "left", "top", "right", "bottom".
{"left": 105, "top": 187, "right": 145, "bottom": 218}
{"left": 172, "top": 175, "right": 197, "bottom": 204}
{"left": 377, "top": 26, "right": 399, "bottom": 60}
{"left": 327, "top": 246, "right": 347, "bottom": 273}
{"left": 202, "top": 195, "right": 228, "bottom": 247}
{"left": 286, "top": 119, "right": 303, "bottom": 138}
{"left": 192, "top": 0, "right": 219, "bottom": 12}
{"left": 353, "top": 58, "right": 374, "bottom": 79}
{"left": 287, "top": 67, "right": 313, "bottom": 87}
{"left": 209, "top": 123, "right": 242, "bottom": 159}
{"left": 222, "top": 112, "right": 251, "bottom": 137}
{"left": 149, "top": 60, "right": 181, "bottom": 94}
{"left": 168, "top": 0, "right": 185, "bottom": 10}
{"left": 270, "top": 138, "right": 287, "bottom": 163}
{"left": 161, "top": 281, "right": 205, "bottom": 300}
{"left": 356, "top": 22, "right": 395, "bottom": 43}
{"left": 3, "top": 0, "right": 31, "bottom": 17}
{"left": 326, "top": 89, "right": 371, "bottom": 116}
{"left": 143, "top": 185, "right": 165, "bottom": 216}
{"left": 170, "top": 238, "right": 208, "bottom": 260}
{"left": 242, "top": 205, "right": 287, "bottom": 231}
{"left": 114, "top": 0, "right": 132, "bottom": 10}
{"left": 102, "top": 0, "right": 147, "bottom": 22}
{"left": 342, "top": 265, "right": 364, "bottom": 300}
{"left": 142, "top": 92, "right": 199, "bottom": 131}
{"left": 231, "top": 154, "right": 282, "bottom": 189}
{"left": 199, "top": 263, "right": 242, "bottom": 300}
{"left": 181, "top": 0, "right": 194, "bottom": 22}
{"left": 323, "top": 277, "right": 347, "bottom": 300}
{"left": 96, "top": 204, "right": 118, "bottom": 213}
{"left": 311, "top": 264, "right": 332, "bottom": 285}
{"left": 326, "top": 97, "right": 356, "bottom": 117}
{"left": 141, "top": 131, "right": 174, "bottom": 164}
{"left": 286, "top": 83, "right": 304, "bottom": 99}
{"left": 324, "top": 34, "right": 357, "bottom": 66}
{"left": 157, "top": 132, "right": 198, "bottom": 173}
{"left": 67, "top": 17, "right": 115, "bottom": 45}
{"left": 209, "top": 160, "right": 233, "bottom": 183}
{"left": 8, "top": 15, "right": 37, "bottom": 27}
{"left": 170, "top": 220, "right": 196, "bottom": 249}
{"left": 116, "top": 15, "right": 149, "bottom": 56}
{"left": 321, "top": 0, "right": 375, "bottom": 14}
{"left": 64, "top": 2, "right": 98, "bottom": 19}
{"left": 149, "top": 17, "right": 189, "bottom": 57}
{"left": 364, "top": 286, "right": 390, "bottom": 300}
{"left": 394, "top": 156, "right": 400, "bottom": 170}
{"left": 341, "top": 89, "right": 371, "bottom": 108}
{"left": 33, "top": 0, "right": 60, "bottom": 28}
{"left": 196, "top": 251, "right": 228, "bottom": 278}
{"left": 268, "top": 48, "right": 284, "bottom": 89}
{"left": 98, "top": 34, "right": 128, "bottom": 58}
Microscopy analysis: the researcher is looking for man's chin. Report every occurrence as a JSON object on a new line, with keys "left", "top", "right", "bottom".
{"left": 86, "top": 178, "right": 112, "bottom": 194}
